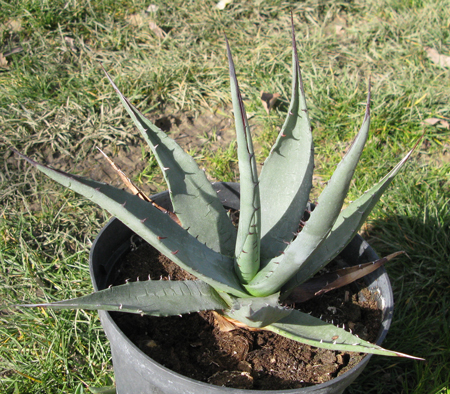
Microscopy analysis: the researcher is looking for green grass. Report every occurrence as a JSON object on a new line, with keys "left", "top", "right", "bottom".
{"left": 1, "top": 0, "right": 449, "bottom": 392}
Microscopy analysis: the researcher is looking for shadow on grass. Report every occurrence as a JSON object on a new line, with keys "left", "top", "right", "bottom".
{"left": 349, "top": 210, "right": 450, "bottom": 394}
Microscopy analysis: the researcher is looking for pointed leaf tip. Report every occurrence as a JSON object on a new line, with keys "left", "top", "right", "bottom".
{"left": 224, "top": 35, "right": 234, "bottom": 73}
{"left": 290, "top": 12, "right": 296, "bottom": 51}
{"left": 394, "top": 352, "right": 425, "bottom": 361}
{"left": 290, "top": 11, "right": 305, "bottom": 96}
{"left": 11, "top": 148, "right": 37, "bottom": 167}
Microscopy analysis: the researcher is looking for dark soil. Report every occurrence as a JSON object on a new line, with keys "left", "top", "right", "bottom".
{"left": 109, "top": 240, "right": 382, "bottom": 390}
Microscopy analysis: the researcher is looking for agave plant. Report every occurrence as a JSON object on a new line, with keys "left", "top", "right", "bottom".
{"left": 15, "top": 21, "right": 420, "bottom": 360}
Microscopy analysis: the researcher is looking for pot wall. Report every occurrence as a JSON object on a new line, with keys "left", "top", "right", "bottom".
{"left": 89, "top": 182, "right": 393, "bottom": 394}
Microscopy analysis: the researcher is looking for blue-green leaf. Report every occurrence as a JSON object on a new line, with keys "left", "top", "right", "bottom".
{"left": 14, "top": 151, "right": 248, "bottom": 298}
{"left": 246, "top": 89, "right": 372, "bottom": 296}
{"left": 258, "top": 17, "right": 314, "bottom": 264}
{"left": 103, "top": 68, "right": 237, "bottom": 257}
{"left": 225, "top": 293, "right": 291, "bottom": 328}
{"left": 18, "top": 280, "right": 228, "bottom": 316}
{"left": 225, "top": 38, "right": 261, "bottom": 283}
{"left": 266, "top": 309, "right": 422, "bottom": 359}
{"left": 283, "top": 145, "right": 418, "bottom": 293}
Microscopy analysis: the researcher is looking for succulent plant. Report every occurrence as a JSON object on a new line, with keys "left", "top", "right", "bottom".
{"left": 14, "top": 20, "right": 421, "bottom": 360}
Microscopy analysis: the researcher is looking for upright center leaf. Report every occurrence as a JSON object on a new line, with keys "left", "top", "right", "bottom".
{"left": 225, "top": 37, "right": 261, "bottom": 283}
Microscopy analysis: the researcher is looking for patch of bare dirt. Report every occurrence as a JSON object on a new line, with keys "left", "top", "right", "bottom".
{"left": 153, "top": 108, "right": 237, "bottom": 152}
{"left": 37, "top": 108, "right": 239, "bottom": 187}
{"left": 7, "top": 106, "right": 254, "bottom": 206}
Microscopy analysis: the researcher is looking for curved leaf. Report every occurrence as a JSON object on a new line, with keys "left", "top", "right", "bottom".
{"left": 258, "top": 15, "right": 314, "bottom": 264}
{"left": 285, "top": 252, "right": 403, "bottom": 303}
{"left": 18, "top": 280, "right": 228, "bottom": 317}
{"left": 225, "top": 293, "right": 291, "bottom": 328}
{"left": 267, "top": 309, "right": 422, "bottom": 359}
{"left": 103, "top": 68, "right": 237, "bottom": 257}
{"left": 246, "top": 88, "right": 372, "bottom": 297}
{"left": 14, "top": 151, "right": 249, "bottom": 298}
{"left": 283, "top": 144, "right": 419, "bottom": 294}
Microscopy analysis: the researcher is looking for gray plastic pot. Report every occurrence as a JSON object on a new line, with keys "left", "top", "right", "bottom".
{"left": 89, "top": 182, "right": 394, "bottom": 394}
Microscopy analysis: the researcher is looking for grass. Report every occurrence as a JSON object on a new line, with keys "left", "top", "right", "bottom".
{"left": 1, "top": 0, "right": 449, "bottom": 392}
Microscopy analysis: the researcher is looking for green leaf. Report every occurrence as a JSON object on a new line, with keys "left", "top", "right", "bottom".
{"left": 258, "top": 16, "right": 314, "bottom": 264}
{"left": 225, "top": 38, "right": 261, "bottom": 283}
{"left": 74, "top": 383, "right": 85, "bottom": 394}
{"left": 266, "top": 309, "right": 422, "bottom": 359}
{"left": 246, "top": 89, "right": 372, "bottom": 297}
{"left": 283, "top": 144, "right": 419, "bottom": 294}
{"left": 14, "top": 151, "right": 248, "bottom": 298}
{"left": 225, "top": 293, "right": 291, "bottom": 328}
{"left": 17, "top": 280, "right": 229, "bottom": 316}
{"left": 103, "top": 68, "right": 237, "bottom": 257}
